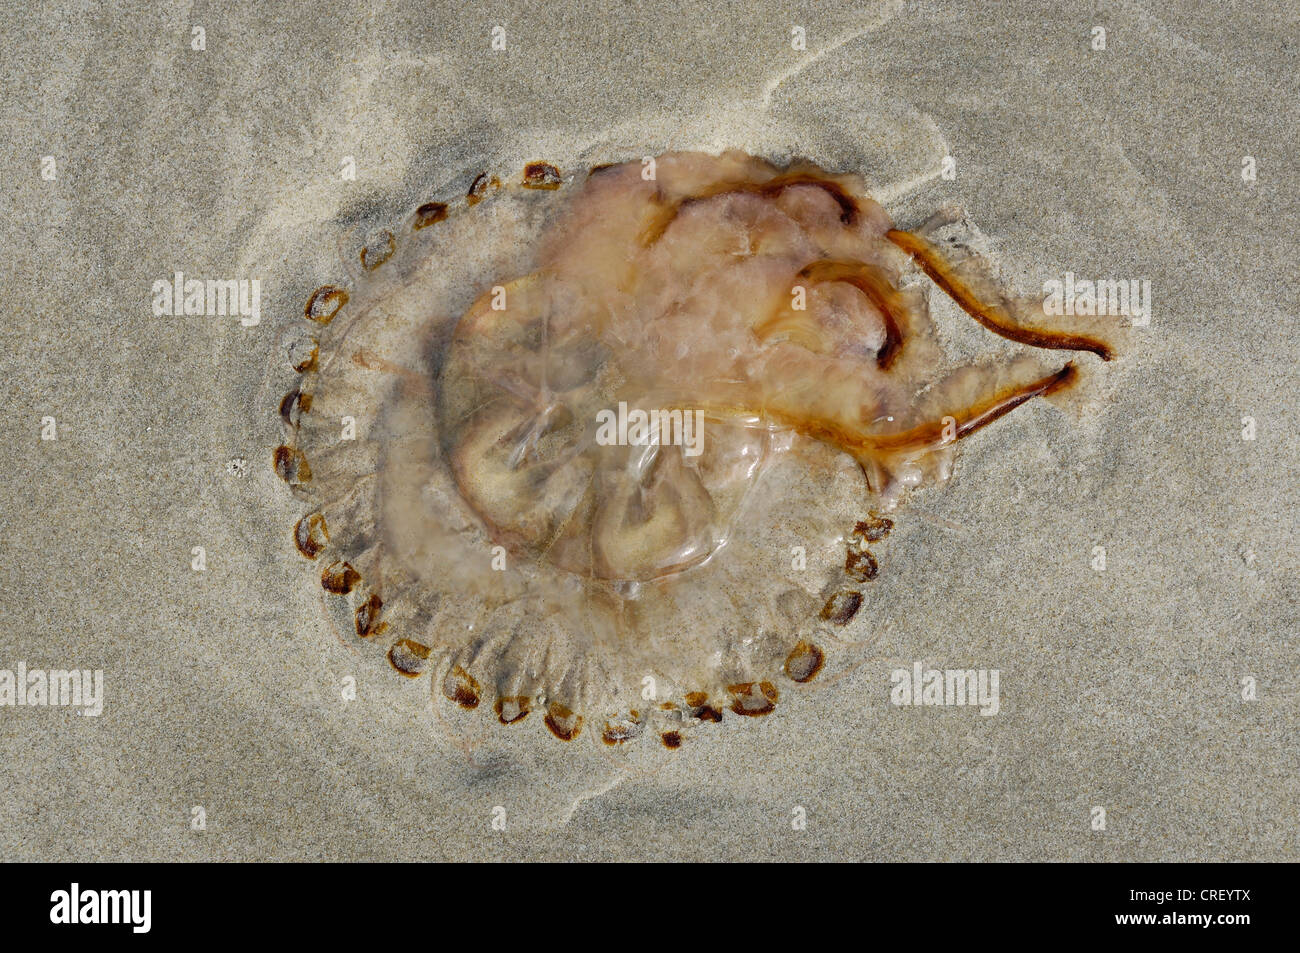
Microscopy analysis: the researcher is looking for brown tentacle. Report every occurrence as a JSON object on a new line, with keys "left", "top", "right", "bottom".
{"left": 672, "top": 363, "right": 1077, "bottom": 461}
{"left": 885, "top": 228, "right": 1114, "bottom": 361}
{"left": 865, "top": 362, "right": 1077, "bottom": 453}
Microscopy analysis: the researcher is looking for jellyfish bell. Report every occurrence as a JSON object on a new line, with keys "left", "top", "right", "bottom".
{"left": 274, "top": 150, "right": 1118, "bottom": 748}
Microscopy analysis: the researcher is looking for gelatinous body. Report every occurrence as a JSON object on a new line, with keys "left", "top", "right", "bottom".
{"left": 274, "top": 151, "right": 1115, "bottom": 746}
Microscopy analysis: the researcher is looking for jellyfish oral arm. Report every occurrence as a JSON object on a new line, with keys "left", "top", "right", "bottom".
{"left": 885, "top": 228, "right": 1115, "bottom": 361}
{"left": 663, "top": 360, "right": 1077, "bottom": 472}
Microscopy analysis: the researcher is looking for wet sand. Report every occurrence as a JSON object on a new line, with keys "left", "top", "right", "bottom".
{"left": 1, "top": 0, "right": 1295, "bottom": 860}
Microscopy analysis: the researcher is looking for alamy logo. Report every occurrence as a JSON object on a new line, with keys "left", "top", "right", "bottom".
{"left": 50, "top": 883, "right": 151, "bottom": 933}
{"left": 595, "top": 402, "right": 705, "bottom": 457}
{"left": 0, "top": 662, "right": 103, "bottom": 716}
{"left": 890, "top": 661, "right": 1000, "bottom": 716}
{"left": 151, "top": 271, "right": 261, "bottom": 326}
{"left": 1042, "top": 272, "right": 1151, "bottom": 326}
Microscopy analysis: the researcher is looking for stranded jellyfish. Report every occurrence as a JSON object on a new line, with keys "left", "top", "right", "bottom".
{"left": 274, "top": 151, "right": 1116, "bottom": 748}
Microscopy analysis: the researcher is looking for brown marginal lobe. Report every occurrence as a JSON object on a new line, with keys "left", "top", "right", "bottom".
{"left": 305, "top": 285, "right": 348, "bottom": 325}
{"left": 467, "top": 172, "right": 501, "bottom": 205}
{"left": 602, "top": 716, "right": 643, "bottom": 745}
{"left": 821, "top": 589, "right": 863, "bottom": 625}
{"left": 388, "top": 638, "right": 432, "bottom": 677}
{"left": 441, "top": 665, "right": 481, "bottom": 709}
{"left": 320, "top": 560, "right": 360, "bottom": 595}
{"left": 293, "top": 512, "right": 329, "bottom": 559}
{"left": 288, "top": 337, "right": 319, "bottom": 374}
{"left": 354, "top": 592, "right": 387, "bottom": 638}
{"left": 784, "top": 641, "right": 826, "bottom": 683}
{"left": 273, "top": 445, "right": 311, "bottom": 484}
{"left": 521, "top": 162, "right": 562, "bottom": 190}
{"left": 495, "top": 696, "right": 531, "bottom": 725}
{"left": 413, "top": 201, "right": 448, "bottom": 229}
{"left": 845, "top": 547, "right": 879, "bottom": 582}
{"left": 279, "top": 388, "right": 312, "bottom": 428}
{"left": 728, "top": 681, "right": 779, "bottom": 717}
{"left": 684, "top": 691, "right": 723, "bottom": 723}
{"left": 544, "top": 702, "right": 583, "bottom": 741}
{"left": 360, "top": 230, "right": 395, "bottom": 271}
{"left": 854, "top": 514, "right": 893, "bottom": 543}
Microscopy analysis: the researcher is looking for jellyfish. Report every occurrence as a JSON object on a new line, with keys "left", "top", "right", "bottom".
{"left": 273, "top": 151, "right": 1117, "bottom": 749}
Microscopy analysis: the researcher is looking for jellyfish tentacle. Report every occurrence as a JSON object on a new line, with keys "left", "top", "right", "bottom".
{"left": 885, "top": 228, "right": 1114, "bottom": 361}
{"left": 655, "top": 362, "right": 1074, "bottom": 465}
{"left": 863, "top": 362, "right": 1077, "bottom": 454}
{"left": 850, "top": 362, "right": 1078, "bottom": 496}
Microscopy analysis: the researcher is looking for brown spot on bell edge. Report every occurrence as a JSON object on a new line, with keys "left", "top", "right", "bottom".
{"left": 602, "top": 720, "right": 641, "bottom": 745}
{"left": 293, "top": 512, "right": 328, "bottom": 559}
{"left": 684, "top": 691, "right": 723, "bottom": 723}
{"left": 521, "top": 162, "right": 562, "bottom": 189}
{"left": 495, "top": 696, "right": 531, "bottom": 725}
{"left": 321, "top": 560, "right": 360, "bottom": 595}
{"left": 289, "top": 337, "right": 319, "bottom": 374}
{"left": 273, "top": 445, "right": 311, "bottom": 484}
{"left": 821, "top": 589, "right": 863, "bottom": 625}
{"left": 467, "top": 172, "right": 500, "bottom": 205}
{"left": 413, "top": 202, "right": 448, "bottom": 229}
{"left": 354, "top": 592, "right": 386, "bottom": 638}
{"left": 360, "top": 230, "right": 395, "bottom": 271}
{"left": 544, "top": 702, "right": 583, "bottom": 741}
{"left": 728, "top": 681, "right": 779, "bottom": 717}
{"left": 784, "top": 641, "right": 825, "bottom": 683}
{"left": 441, "top": 666, "right": 481, "bottom": 709}
{"left": 387, "top": 639, "right": 431, "bottom": 677}
{"left": 853, "top": 514, "right": 893, "bottom": 543}
{"left": 845, "top": 547, "right": 879, "bottom": 581}
{"left": 305, "top": 286, "right": 348, "bottom": 324}
{"left": 279, "top": 388, "right": 312, "bottom": 428}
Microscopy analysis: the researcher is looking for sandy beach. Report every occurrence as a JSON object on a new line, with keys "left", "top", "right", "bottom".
{"left": 1, "top": 0, "right": 1295, "bottom": 861}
